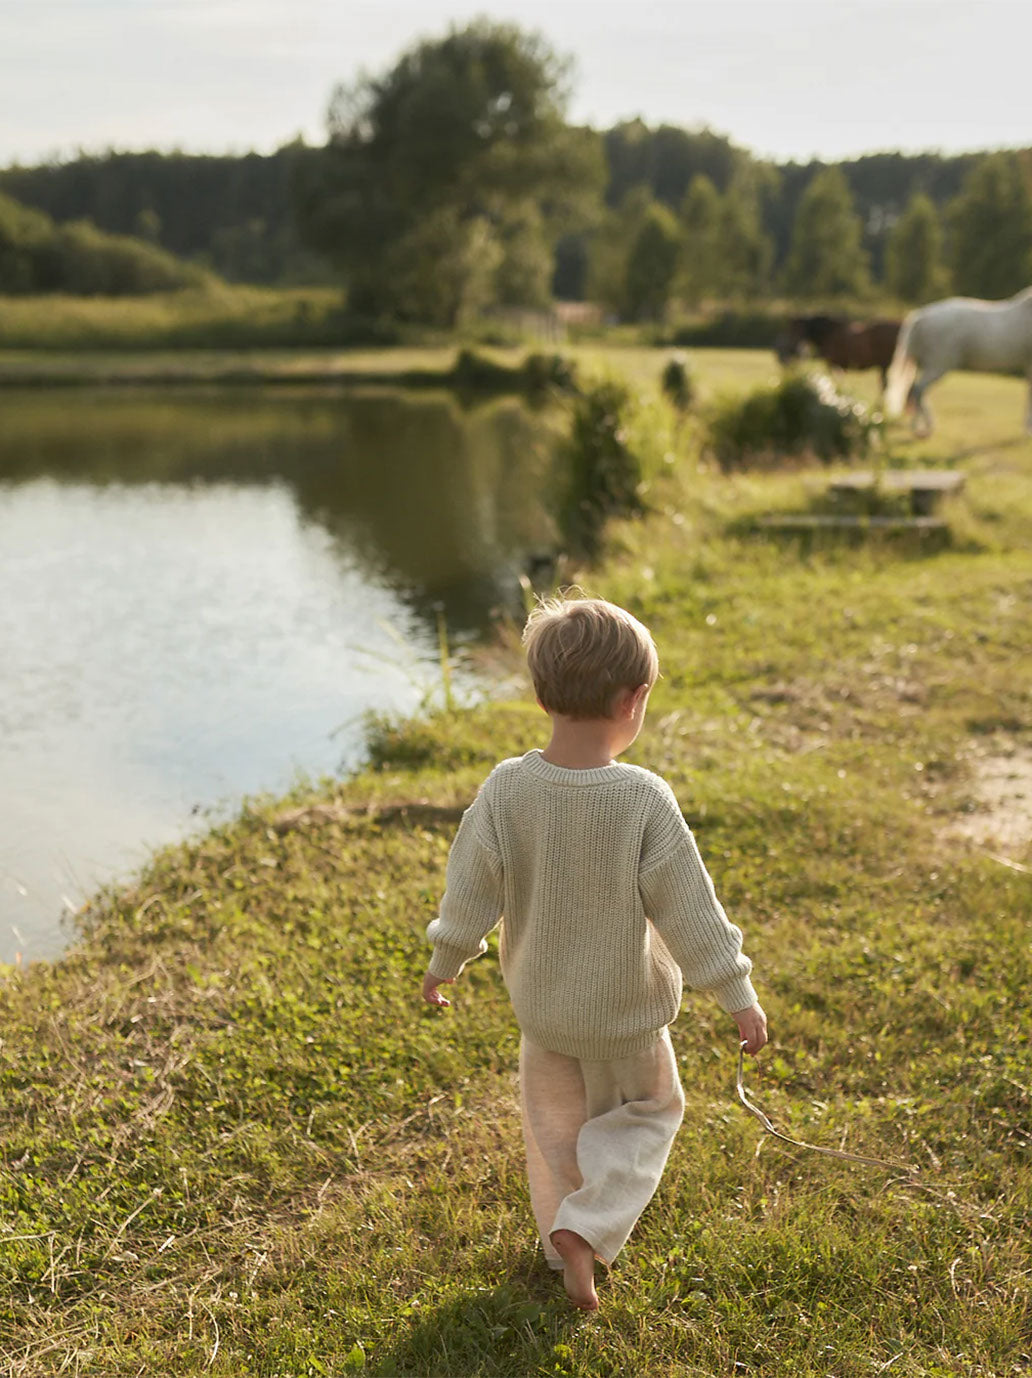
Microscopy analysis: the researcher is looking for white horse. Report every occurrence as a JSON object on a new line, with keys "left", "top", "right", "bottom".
{"left": 884, "top": 287, "right": 1032, "bottom": 436}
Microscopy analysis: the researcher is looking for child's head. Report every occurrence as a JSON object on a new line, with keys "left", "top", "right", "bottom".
{"left": 522, "top": 594, "right": 659, "bottom": 720}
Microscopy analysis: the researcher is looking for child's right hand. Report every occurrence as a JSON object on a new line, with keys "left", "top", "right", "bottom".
{"left": 733, "top": 1002, "right": 768, "bottom": 1054}
{"left": 422, "top": 972, "right": 455, "bottom": 1007}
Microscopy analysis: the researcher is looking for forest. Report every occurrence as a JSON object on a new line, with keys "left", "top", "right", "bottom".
{"left": 2, "top": 21, "right": 1031, "bottom": 325}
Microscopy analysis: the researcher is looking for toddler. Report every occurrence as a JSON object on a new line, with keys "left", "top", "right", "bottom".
{"left": 422, "top": 595, "right": 767, "bottom": 1310}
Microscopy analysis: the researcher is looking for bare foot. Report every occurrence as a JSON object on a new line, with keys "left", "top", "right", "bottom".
{"left": 551, "top": 1229, "right": 599, "bottom": 1311}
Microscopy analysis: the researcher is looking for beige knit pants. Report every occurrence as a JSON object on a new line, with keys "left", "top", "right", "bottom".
{"left": 519, "top": 1029, "right": 685, "bottom": 1267}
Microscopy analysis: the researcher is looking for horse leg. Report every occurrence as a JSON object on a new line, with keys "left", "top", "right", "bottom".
{"left": 909, "top": 368, "right": 945, "bottom": 438}
{"left": 907, "top": 381, "right": 932, "bottom": 437}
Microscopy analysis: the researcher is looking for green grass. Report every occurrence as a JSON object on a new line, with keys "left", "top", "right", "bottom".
{"left": 0, "top": 285, "right": 374, "bottom": 353}
{"left": 1, "top": 355, "right": 1030, "bottom": 1376}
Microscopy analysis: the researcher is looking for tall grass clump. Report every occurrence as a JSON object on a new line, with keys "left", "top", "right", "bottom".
{"left": 660, "top": 353, "right": 695, "bottom": 412}
{"left": 706, "top": 371, "right": 876, "bottom": 471}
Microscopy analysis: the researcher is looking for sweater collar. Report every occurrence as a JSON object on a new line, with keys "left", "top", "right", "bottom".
{"left": 521, "top": 749, "right": 632, "bottom": 787}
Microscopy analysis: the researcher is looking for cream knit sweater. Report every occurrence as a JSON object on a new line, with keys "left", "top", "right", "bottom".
{"left": 427, "top": 749, "right": 757, "bottom": 1059}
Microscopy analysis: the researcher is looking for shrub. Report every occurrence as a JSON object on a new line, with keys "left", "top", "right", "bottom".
{"left": 706, "top": 372, "right": 875, "bottom": 471}
{"left": 450, "top": 347, "right": 521, "bottom": 391}
{"left": 450, "top": 348, "right": 580, "bottom": 397}
{"left": 663, "top": 307, "right": 787, "bottom": 349}
{"left": 0, "top": 193, "right": 54, "bottom": 292}
{"left": 0, "top": 191, "right": 209, "bottom": 296}
{"left": 520, "top": 351, "right": 579, "bottom": 395}
{"left": 55, "top": 220, "right": 209, "bottom": 295}
{"left": 558, "top": 378, "right": 644, "bottom": 555}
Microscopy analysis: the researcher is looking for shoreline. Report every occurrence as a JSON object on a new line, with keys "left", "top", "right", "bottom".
{"left": 0, "top": 347, "right": 532, "bottom": 393}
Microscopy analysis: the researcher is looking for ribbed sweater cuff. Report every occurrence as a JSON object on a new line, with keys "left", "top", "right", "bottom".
{"left": 428, "top": 941, "right": 484, "bottom": 981}
{"left": 712, "top": 974, "right": 758, "bottom": 1015}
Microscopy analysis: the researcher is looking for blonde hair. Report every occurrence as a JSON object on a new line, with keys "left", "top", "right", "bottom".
{"left": 522, "top": 594, "right": 659, "bottom": 719}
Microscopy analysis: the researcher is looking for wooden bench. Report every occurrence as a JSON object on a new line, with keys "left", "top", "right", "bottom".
{"left": 827, "top": 469, "right": 965, "bottom": 516}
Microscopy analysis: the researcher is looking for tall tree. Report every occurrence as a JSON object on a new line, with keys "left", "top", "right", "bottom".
{"left": 624, "top": 199, "right": 682, "bottom": 320}
{"left": 716, "top": 180, "right": 773, "bottom": 298}
{"left": 947, "top": 153, "right": 1032, "bottom": 299}
{"left": 781, "top": 166, "right": 870, "bottom": 298}
{"left": 297, "top": 21, "right": 605, "bottom": 323}
{"left": 382, "top": 207, "right": 503, "bottom": 327}
{"left": 677, "top": 174, "right": 722, "bottom": 304}
{"left": 676, "top": 171, "right": 774, "bottom": 303}
{"left": 603, "top": 120, "right": 744, "bottom": 209}
{"left": 885, "top": 192, "right": 945, "bottom": 302}
{"left": 584, "top": 186, "right": 649, "bottom": 314}
{"left": 492, "top": 201, "right": 554, "bottom": 309}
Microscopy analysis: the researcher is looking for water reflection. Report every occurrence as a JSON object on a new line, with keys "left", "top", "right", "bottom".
{"left": 0, "top": 387, "right": 559, "bottom": 627}
{"left": 0, "top": 387, "right": 559, "bottom": 961}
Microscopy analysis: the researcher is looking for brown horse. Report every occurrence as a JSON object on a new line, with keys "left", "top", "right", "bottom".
{"left": 776, "top": 315, "right": 901, "bottom": 391}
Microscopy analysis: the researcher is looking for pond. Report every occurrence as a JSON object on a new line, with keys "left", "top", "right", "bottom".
{"left": 0, "top": 386, "right": 559, "bottom": 963}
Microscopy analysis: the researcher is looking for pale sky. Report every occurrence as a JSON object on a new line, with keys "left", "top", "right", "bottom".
{"left": 2, "top": 0, "right": 1031, "bottom": 168}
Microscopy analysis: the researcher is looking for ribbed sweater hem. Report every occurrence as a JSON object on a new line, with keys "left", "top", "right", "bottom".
{"left": 519, "top": 1020, "right": 671, "bottom": 1062}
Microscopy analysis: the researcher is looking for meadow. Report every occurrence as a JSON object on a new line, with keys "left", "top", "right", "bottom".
{"left": 0, "top": 349, "right": 1029, "bottom": 1377}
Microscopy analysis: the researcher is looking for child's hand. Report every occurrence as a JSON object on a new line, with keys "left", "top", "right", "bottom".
{"left": 422, "top": 972, "right": 455, "bottom": 1008}
{"left": 734, "top": 1002, "right": 768, "bottom": 1054}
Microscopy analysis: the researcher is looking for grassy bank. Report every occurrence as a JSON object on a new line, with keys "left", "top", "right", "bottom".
{"left": 1, "top": 357, "right": 1030, "bottom": 1376}
{"left": 0, "top": 314, "right": 566, "bottom": 395}
{"left": 0, "top": 286, "right": 570, "bottom": 360}
{"left": 0, "top": 286, "right": 381, "bottom": 354}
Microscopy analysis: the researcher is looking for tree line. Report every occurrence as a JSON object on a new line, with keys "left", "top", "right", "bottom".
{"left": 2, "top": 20, "right": 1031, "bottom": 318}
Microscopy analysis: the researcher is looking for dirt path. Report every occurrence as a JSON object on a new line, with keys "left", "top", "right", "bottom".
{"left": 949, "top": 736, "right": 1032, "bottom": 859}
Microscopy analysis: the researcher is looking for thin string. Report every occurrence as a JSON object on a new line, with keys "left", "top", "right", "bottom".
{"left": 736, "top": 1042, "right": 919, "bottom": 1176}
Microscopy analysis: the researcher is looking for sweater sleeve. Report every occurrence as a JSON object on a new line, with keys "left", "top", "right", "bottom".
{"left": 639, "top": 790, "right": 757, "bottom": 1015}
{"left": 426, "top": 788, "right": 503, "bottom": 980}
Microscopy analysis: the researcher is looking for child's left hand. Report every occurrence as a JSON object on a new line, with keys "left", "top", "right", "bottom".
{"left": 422, "top": 972, "right": 455, "bottom": 1007}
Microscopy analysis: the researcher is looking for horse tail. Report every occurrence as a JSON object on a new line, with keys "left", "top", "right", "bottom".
{"left": 884, "top": 313, "right": 918, "bottom": 415}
